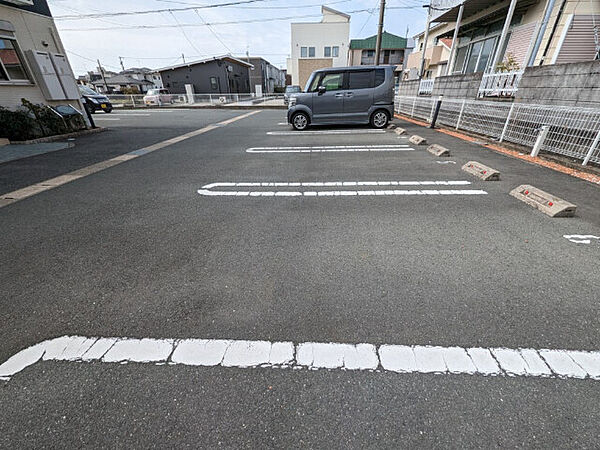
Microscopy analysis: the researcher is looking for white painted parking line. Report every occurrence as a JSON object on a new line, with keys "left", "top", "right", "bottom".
{"left": 247, "top": 145, "right": 414, "bottom": 153}
{"left": 100, "top": 113, "right": 151, "bottom": 117}
{"left": 93, "top": 117, "right": 121, "bottom": 121}
{"left": 2, "top": 335, "right": 599, "bottom": 382}
{"left": 564, "top": 235, "right": 600, "bottom": 244}
{"left": 198, "top": 180, "right": 487, "bottom": 197}
{"left": 267, "top": 130, "right": 386, "bottom": 135}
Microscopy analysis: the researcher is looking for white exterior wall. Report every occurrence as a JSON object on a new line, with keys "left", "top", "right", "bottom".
{"left": 287, "top": 8, "right": 350, "bottom": 86}
{"left": 0, "top": 4, "right": 83, "bottom": 111}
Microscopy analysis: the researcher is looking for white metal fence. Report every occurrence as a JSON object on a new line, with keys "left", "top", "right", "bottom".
{"left": 106, "top": 93, "right": 284, "bottom": 108}
{"left": 395, "top": 95, "right": 600, "bottom": 165}
{"left": 478, "top": 71, "right": 524, "bottom": 97}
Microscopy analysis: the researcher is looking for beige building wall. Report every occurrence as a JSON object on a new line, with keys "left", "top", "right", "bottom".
{"left": 532, "top": 0, "right": 598, "bottom": 65}
{"left": 0, "top": 4, "right": 82, "bottom": 110}
{"left": 298, "top": 58, "right": 333, "bottom": 90}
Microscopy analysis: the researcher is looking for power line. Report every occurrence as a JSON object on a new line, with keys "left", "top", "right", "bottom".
{"left": 58, "top": 7, "right": 423, "bottom": 31}
{"left": 194, "top": 10, "right": 232, "bottom": 53}
{"left": 154, "top": 0, "right": 352, "bottom": 9}
{"left": 54, "top": 0, "right": 274, "bottom": 20}
{"left": 168, "top": 10, "right": 206, "bottom": 56}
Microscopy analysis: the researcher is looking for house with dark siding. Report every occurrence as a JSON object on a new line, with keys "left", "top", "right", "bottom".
{"left": 156, "top": 55, "right": 253, "bottom": 95}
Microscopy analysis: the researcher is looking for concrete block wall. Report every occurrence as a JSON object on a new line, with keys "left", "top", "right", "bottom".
{"left": 431, "top": 73, "right": 483, "bottom": 99}
{"left": 515, "top": 60, "right": 600, "bottom": 108}
{"left": 397, "top": 79, "right": 420, "bottom": 97}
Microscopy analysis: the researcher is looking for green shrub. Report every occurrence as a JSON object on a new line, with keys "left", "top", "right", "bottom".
{"left": 0, "top": 99, "right": 87, "bottom": 142}
{"left": 0, "top": 106, "right": 38, "bottom": 141}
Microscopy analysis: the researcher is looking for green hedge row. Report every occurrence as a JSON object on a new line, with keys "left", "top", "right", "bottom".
{"left": 0, "top": 99, "right": 86, "bottom": 142}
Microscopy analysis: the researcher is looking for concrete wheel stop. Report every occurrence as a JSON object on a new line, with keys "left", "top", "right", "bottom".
{"left": 409, "top": 135, "right": 427, "bottom": 145}
{"left": 510, "top": 184, "right": 577, "bottom": 217}
{"left": 427, "top": 144, "right": 451, "bottom": 157}
{"left": 462, "top": 161, "right": 500, "bottom": 180}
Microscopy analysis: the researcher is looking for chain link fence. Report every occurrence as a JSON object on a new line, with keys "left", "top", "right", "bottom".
{"left": 395, "top": 95, "right": 600, "bottom": 166}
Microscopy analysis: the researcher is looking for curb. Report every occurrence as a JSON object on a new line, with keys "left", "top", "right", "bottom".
{"left": 9, "top": 127, "right": 105, "bottom": 145}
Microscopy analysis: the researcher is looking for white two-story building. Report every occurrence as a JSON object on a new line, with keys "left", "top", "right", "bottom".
{"left": 286, "top": 6, "right": 350, "bottom": 89}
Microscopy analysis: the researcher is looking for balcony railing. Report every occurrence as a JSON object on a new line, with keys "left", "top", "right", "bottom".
{"left": 478, "top": 70, "right": 524, "bottom": 98}
{"left": 418, "top": 79, "right": 435, "bottom": 95}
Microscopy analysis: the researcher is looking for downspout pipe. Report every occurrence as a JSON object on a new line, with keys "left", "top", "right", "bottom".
{"left": 538, "top": 0, "right": 567, "bottom": 65}
{"left": 526, "top": 0, "right": 557, "bottom": 66}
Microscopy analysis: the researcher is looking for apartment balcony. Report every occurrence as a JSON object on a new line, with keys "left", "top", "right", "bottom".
{"left": 431, "top": 0, "right": 539, "bottom": 23}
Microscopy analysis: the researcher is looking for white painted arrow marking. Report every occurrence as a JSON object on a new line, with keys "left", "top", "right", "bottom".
{"left": 563, "top": 235, "right": 600, "bottom": 244}
{"left": 2, "top": 336, "right": 600, "bottom": 382}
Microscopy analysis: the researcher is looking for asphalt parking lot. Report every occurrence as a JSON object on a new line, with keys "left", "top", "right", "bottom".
{"left": 1, "top": 108, "right": 600, "bottom": 448}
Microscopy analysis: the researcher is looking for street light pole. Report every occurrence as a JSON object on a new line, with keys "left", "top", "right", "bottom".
{"left": 374, "top": 0, "right": 386, "bottom": 66}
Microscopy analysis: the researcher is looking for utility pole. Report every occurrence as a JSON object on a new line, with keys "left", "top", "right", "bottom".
{"left": 97, "top": 59, "right": 109, "bottom": 93}
{"left": 418, "top": 4, "right": 432, "bottom": 79}
{"left": 374, "top": 0, "right": 386, "bottom": 66}
{"left": 119, "top": 56, "right": 125, "bottom": 72}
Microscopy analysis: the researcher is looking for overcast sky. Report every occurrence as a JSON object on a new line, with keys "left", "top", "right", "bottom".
{"left": 47, "top": 0, "right": 428, "bottom": 75}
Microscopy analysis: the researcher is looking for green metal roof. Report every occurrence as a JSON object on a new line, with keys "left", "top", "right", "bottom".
{"left": 349, "top": 31, "right": 408, "bottom": 50}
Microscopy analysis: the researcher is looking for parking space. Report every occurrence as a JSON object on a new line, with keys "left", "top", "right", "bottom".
{"left": 1, "top": 109, "right": 600, "bottom": 447}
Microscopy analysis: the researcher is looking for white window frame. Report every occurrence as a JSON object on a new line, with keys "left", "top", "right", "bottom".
{"left": 324, "top": 46, "right": 331, "bottom": 57}
{"left": 332, "top": 46, "right": 339, "bottom": 57}
{"left": 0, "top": 33, "right": 31, "bottom": 85}
{"left": 308, "top": 46, "right": 315, "bottom": 57}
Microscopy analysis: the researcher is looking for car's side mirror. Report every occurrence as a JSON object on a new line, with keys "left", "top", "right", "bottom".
{"left": 317, "top": 86, "right": 326, "bottom": 95}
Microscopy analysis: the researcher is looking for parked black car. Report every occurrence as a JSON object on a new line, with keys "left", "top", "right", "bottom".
{"left": 78, "top": 85, "right": 113, "bottom": 114}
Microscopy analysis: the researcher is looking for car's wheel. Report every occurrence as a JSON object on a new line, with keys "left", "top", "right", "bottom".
{"left": 292, "top": 112, "right": 309, "bottom": 131}
{"left": 104, "top": 108, "right": 112, "bottom": 114}
{"left": 370, "top": 110, "right": 389, "bottom": 129}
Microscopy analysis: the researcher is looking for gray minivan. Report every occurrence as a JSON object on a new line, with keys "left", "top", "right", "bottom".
{"left": 287, "top": 65, "right": 395, "bottom": 131}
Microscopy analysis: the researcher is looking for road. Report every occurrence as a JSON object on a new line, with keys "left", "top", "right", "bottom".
{"left": 1, "top": 108, "right": 600, "bottom": 448}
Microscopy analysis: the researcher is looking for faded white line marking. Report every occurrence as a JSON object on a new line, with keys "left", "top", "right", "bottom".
{"left": 218, "top": 110, "right": 261, "bottom": 125}
{"left": 247, "top": 145, "right": 414, "bottom": 153}
{"left": 564, "top": 235, "right": 600, "bottom": 244}
{"left": 267, "top": 130, "right": 386, "bottom": 135}
{"left": 100, "top": 113, "right": 151, "bottom": 117}
{"left": 0, "top": 111, "right": 260, "bottom": 209}
{"left": 198, "top": 180, "right": 486, "bottom": 197}
{"left": 2, "top": 336, "right": 600, "bottom": 381}
{"left": 93, "top": 117, "right": 121, "bottom": 120}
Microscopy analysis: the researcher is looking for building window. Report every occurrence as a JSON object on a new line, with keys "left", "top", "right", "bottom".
{"left": 301, "top": 47, "right": 307, "bottom": 58}
{"left": 210, "top": 77, "right": 218, "bottom": 90}
{"left": 0, "top": 37, "right": 29, "bottom": 82}
{"left": 332, "top": 46, "right": 339, "bottom": 57}
{"left": 324, "top": 46, "right": 331, "bottom": 57}
{"left": 308, "top": 47, "right": 315, "bottom": 57}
